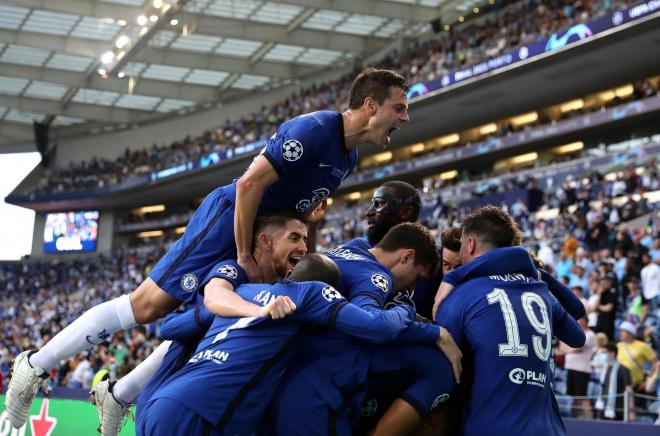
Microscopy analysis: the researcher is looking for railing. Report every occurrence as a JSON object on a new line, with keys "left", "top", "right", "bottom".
{"left": 555, "top": 392, "right": 659, "bottom": 424}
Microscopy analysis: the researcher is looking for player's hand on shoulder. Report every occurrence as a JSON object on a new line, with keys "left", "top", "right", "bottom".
{"left": 238, "top": 255, "right": 263, "bottom": 283}
{"left": 261, "top": 296, "right": 297, "bottom": 319}
{"left": 307, "top": 198, "right": 328, "bottom": 225}
{"left": 437, "top": 326, "right": 462, "bottom": 383}
{"left": 432, "top": 281, "right": 454, "bottom": 319}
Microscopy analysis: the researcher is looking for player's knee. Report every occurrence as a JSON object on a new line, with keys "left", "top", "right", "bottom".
{"left": 130, "top": 280, "right": 180, "bottom": 324}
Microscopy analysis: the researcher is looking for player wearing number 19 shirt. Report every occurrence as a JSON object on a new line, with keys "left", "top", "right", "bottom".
{"left": 6, "top": 69, "right": 410, "bottom": 430}
{"left": 435, "top": 206, "right": 586, "bottom": 436}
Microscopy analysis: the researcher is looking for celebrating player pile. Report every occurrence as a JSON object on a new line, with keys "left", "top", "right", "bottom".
{"left": 6, "top": 68, "right": 585, "bottom": 436}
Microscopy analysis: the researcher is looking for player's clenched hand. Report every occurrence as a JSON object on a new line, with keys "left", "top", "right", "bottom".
{"left": 261, "top": 296, "right": 297, "bottom": 319}
{"left": 238, "top": 255, "right": 263, "bottom": 283}
{"left": 436, "top": 326, "right": 462, "bottom": 383}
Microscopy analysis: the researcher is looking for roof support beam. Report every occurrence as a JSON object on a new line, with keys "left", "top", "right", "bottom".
{"left": 0, "top": 63, "right": 214, "bottom": 102}
{"left": 273, "top": 0, "right": 441, "bottom": 21}
{"left": 10, "top": 0, "right": 390, "bottom": 54}
{"left": 0, "top": 29, "right": 320, "bottom": 80}
{"left": 0, "top": 95, "right": 156, "bottom": 124}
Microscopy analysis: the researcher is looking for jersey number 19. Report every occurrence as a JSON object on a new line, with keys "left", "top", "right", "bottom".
{"left": 487, "top": 288, "right": 552, "bottom": 361}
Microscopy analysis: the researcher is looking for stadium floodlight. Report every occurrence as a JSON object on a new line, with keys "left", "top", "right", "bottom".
{"left": 554, "top": 141, "right": 584, "bottom": 154}
{"left": 614, "top": 84, "right": 633, "bottom": 98}
{"left": 435, "top": 133, "right": 460, "bottom": 146}
{"left": 150, "top": 15, "right": 159, "bottom": 23}
{"left": 478, "top": 123, "right": 498, "bottom": 135}
{"left": 170, "top": 19, "right": 178, "bottom": 25}
{"left": 511, "top": 152, "right": 538, "bottom": 164}
{"left": 115, "top": 35, "right": 131, "bottom": 49}
{"left": 136, "top": 204, "right": 166, "bottom": 214}
{"left": 100, "top": 51, "right": 115, "bottom": 65}
{"left": 373, "top": 151, "right": 393, "bottom": 163}
{"left": 137, "top": 230, "right": 165, "bottom": 238}
{"left": 410, "top": 143, "right": 425, "bottom": 153}
{"left": 153, "top": 0, "right": 164, "bottom": 8}
{"left": 510, "top": 112, "right": 538, "bottom": 127}
{"left": 440, "top": 170, "right": 458, "bottom": 180}
{"left": 560, "top": 99, "right": 584, "bottom": 113}
{"left": 137, "top": 15, "right": 148, "bottom": 26}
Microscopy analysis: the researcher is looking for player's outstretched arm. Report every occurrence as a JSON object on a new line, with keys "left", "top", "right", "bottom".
{"left": 204, "top": 278, "right": 264, "bottom": 318}
{"left": 333, "top": 303, "right": 416, "bottom": 343}
{"left": 539, "top": 269, "right": 586, "bottom": 319}
{"left": 553, "top": 308, "right": 586, "bottom": 348}
{"left": 235, "top": 155, "right": 279, "bottom": 282}
{"left": 205, "top": 278, "right": 297, "bottom": 319}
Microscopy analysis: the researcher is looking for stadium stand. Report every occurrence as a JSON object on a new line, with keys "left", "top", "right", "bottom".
{"left": 10, "top": 0, "right": 643, "bottom": 197}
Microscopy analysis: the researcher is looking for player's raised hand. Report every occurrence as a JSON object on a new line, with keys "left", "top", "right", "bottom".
{"left": 436, "top": 326, "right": 462, "bottom": 383}
{"left": 262, "top": 296, "right": 297, "bottom": 319}
{"left": 238, "top": 254, "right": 263, "bottom": 283}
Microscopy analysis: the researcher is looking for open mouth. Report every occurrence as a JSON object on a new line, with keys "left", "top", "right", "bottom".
{"left": 386, "top": 126, "right": 400, "bottom": 144}
{"left": 288, "top": 255, "right": 302, "bottom": 269}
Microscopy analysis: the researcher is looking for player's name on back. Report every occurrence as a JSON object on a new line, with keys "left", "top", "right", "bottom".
{"left": 488, "top": 273, "right": 532, "bottom": 283}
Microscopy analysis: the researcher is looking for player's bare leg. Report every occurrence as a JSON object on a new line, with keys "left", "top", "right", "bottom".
{"left": 5, "top": 278, "right": 180, "bottom": 429}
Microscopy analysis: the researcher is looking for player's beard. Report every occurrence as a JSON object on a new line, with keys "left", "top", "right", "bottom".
{"left": 367, "top": 215, "right": 399, "bottom": 246}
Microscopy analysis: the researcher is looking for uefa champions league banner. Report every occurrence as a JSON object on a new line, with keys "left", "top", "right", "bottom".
{"left": 0, "top": 396, "right": 135, "bottom": 436}
{"left": 407, "top": 0, "right": 660, "bottom": 100}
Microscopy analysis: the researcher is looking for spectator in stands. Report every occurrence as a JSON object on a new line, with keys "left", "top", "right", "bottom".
{"left": 594, "top": 272, "right": 618, "bottom": 341}
{"left": 526, "top": 177, "right": 544, "bottom": 213}
{"left": 558, "top": 317, "right": 596, "bottom": 419}
{"left": 640, "top": 254, "right": 659, "bottom": 301}
{"left": 617, "top": 321, "right": 657, "bottom": 389}
{"left": 596, "top": 343, "right": 634, "bottom": 421}
{"left": 625, "top": 277, "right": 650, "bottom": 334}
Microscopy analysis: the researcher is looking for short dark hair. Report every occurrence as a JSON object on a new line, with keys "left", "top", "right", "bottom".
{"left": 289, "top": 253, "right": 340, "bottom": 289}
{"left": 440, "top": 227, "right": 461, "bottom": 252}
{"left": 381, "top": 180, "right": 421, "bottom": 221}
{"left": 253, "top": 210, "right": 306, "bottom": 251}
{"left": 603, "top": 342, "right": 618, "bottom": 356}
{"left": 348, "top": 68, "right": 408, "bottom": 110}
{"left": 375, "top": 223, "right": 438, "bottom": 269}
{"left": 460, "top": 206, "right": 521, "bottom": 250}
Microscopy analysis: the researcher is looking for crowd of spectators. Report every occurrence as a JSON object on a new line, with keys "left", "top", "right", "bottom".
{"left": 0, "top": 244, "right": 169, "bottom": 392}
{"left": 1, "top": 176, "right": 658, "bottom": 424}
{"left": 25, "top": 0, "right": 640, "bottom": 196}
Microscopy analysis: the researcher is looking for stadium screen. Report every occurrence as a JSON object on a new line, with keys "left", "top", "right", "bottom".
{"left": 43, "top": 210, "right": 100, "bottom": 253}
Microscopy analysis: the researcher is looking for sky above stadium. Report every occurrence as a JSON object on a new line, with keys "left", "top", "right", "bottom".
{"left": 0, "top": 152, "right": 41, "bottom": 260}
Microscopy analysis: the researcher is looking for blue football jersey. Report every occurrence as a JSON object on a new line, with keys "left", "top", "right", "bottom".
{"left": 148, "top": 280, "right": 348, "bottom": 434}
{"left": 436, "top": 252, "right": 584, "bottom": 436}
{"left": 288, "top": 244, "right": 439, "bottom": 424}
{"left": 257, "top": 111, "right": 358, "bottom": 214}
{"left": 200, "top": 259, "right": 248, "bottom": 290}
{"left": 344, "top": 237, "right": 439, "bottom": 318}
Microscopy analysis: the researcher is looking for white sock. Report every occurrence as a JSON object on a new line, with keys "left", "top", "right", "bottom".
{"left": 113, "top": 340, "right": 171, "bottom": 404}
{"left": 30, "top": 294, "right": 137, "bottom": 371}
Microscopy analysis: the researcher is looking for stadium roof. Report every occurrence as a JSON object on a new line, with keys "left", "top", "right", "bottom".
{"left": 0, "top": 0, "right": 486, "bottom": 145}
